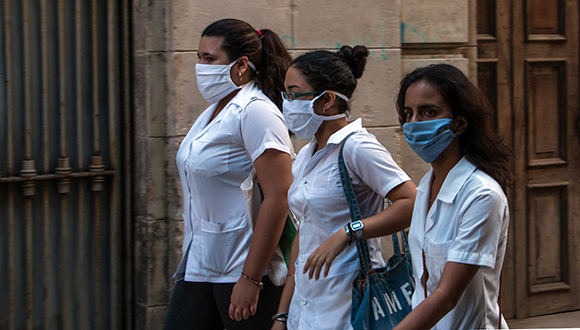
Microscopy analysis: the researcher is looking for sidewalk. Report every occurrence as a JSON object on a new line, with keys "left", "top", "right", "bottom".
{"left": 507, "top": 310, "right": 580, "bottom": 329}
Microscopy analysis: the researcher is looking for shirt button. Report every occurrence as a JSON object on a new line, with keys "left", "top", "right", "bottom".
{"left": 300, "top": 216, "right": 305, "bottom": 223}
{"left": 302, "top": 179, "right": 307, "bottom": 184}
{"left": 300, "top": 255, "right": 305, "bottom": 262}
{"left": 300, "top": 298, "right": 307, "bottom": 306}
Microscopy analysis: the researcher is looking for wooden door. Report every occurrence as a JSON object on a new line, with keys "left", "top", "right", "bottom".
{"left": 478, "top": 0, "right": 580, "bottom": 319}
{"left": 512, "top": 0, "right": 580, "bottom": 317}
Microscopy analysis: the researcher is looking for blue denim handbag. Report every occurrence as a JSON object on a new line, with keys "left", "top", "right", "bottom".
{"left": 338, "top": 133, "right": 415, "bottom": 330}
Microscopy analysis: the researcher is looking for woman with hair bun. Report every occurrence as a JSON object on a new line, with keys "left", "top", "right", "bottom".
{"left": 271, "top": 45, "right": 416, "bottom": 330}
{"left": 165, "top": 18, "right": 294, "bottom": 330}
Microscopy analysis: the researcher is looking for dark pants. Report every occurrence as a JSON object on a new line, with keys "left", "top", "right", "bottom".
{"left": 163, "top": 276, "right": 283, "bottom": 330}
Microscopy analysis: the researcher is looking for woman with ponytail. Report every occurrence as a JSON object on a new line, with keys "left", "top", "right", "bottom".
{"left": 165, "top": 19, "right": 294, "bottom": 330}
{"left": 271, "top": 46, "right": 416, "bottom": 330}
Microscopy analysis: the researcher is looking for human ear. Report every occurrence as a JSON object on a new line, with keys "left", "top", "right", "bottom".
{"left": 236, "top": 56, "right": 250, "bottom": 75}
{"left": 451, "top": 116, "right": 468, "bottom": 134}
{"left": 321, "top": 92, "right": 337, "bottom": 114}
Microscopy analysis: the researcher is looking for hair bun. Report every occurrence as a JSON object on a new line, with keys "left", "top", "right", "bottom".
{"left": 338, "top": 45, "right": 369, "bottom": 79}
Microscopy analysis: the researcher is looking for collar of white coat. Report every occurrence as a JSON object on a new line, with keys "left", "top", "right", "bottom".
{"left": 417, "top": 156, "right": 477, "bottom": 204}
{"left": 326, "top": 118, "right": 363, "bottom": 146}
{"left": 230, "top": 80, "right": 260, "bottom": 109}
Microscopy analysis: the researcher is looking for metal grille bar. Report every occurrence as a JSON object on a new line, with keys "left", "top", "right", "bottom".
{"left": 0, "top": 1, "right": 130, "bottom": 329}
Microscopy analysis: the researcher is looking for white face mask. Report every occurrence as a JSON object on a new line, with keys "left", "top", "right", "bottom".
{"left": 195, "top": 59, "right": 255, "bottom": 105}
{"left": 282, "top": 91, "right": 349, "bottom": 140}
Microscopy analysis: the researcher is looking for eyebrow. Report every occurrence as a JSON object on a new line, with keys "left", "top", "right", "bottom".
{"left": 286, "top": 85, "right": 301, "bottom": 90}
{"left": 197, "top": 51, "right": 215, "bottom": 57}
{"left": 404, "top": 104, "right": 441, "bottom": 109}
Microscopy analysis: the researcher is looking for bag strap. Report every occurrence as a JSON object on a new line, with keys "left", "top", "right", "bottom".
{"left": 338, "top": 132, "right": 372, "bottom": 274}
{"left": 338, "top": 132, "right": 407, "bottom": 274}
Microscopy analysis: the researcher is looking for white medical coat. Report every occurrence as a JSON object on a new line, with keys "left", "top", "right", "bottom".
{"left": 408, "top": 157, "right": 509, "bottom": 329}
{"left": 287, "top": 119, "right": 411, "bottom": 330}
{"left": 174, "top": 82, "right": 292, "bottom": 283}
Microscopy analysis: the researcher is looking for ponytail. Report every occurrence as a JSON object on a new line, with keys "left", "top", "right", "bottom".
{"left": 256, "top": 29, "right": 293, "bottom": 110}
{"left": 202, "top": 19, "right": 292, "bottom": 111}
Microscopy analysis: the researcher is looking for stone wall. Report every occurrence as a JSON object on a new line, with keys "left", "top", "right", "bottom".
{"left": 131, "top": 0, "right": 475, "bottom": 328}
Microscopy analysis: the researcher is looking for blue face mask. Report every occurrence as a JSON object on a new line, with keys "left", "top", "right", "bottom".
{"left": 403, "top": 118, "right": 457, "bottom": 163}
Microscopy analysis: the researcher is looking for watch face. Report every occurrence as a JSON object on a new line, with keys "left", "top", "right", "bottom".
{"left": 351, "top": 221, "right": 363, "bottom": 230}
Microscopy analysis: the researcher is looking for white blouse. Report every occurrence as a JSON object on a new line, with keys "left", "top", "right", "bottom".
{"left": 174, "top": 82, "right": 292, "bottom": 283}
{"left": 287, "top": 119, "right": 411, "bottom": 330}
{"left": 409, "top": 157, "right": 510, "bottom": 329}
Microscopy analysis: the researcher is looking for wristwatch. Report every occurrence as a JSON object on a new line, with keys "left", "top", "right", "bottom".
{"left": 344, "top": 224, "right": 353, "bottom": 245}
{"left": 350, "top": 221, "right": 364, "bottom": 241}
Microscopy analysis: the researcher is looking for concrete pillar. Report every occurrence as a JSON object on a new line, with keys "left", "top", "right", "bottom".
{"left": 132, "top": 1, "right": 171, "bottom": 329}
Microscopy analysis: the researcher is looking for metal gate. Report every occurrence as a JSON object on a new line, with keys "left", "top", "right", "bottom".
{"left": 0, "top": 0, "right": 132, "bottom": 329}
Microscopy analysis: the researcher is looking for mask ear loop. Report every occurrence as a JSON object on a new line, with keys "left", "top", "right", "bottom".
{"left": 322, "top": 91, "right": 349, "bottom": 115}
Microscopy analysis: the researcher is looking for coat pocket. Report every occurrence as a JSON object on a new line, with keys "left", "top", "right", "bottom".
{"left": 199, "top": 216, "right": 251, "bottom": 274}
{"left": 424, "top": 240, "right": 453, "bottom": 293}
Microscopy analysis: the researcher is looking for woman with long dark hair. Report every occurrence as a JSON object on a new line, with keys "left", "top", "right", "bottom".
{"left": 271, "top": 45, "right": 416, "bottom": 329}
{"left": 164, "top": 18, "right": 294, "bottom": 330}
{"left": 394, "top": 64, "right": 512, "bottom": 329}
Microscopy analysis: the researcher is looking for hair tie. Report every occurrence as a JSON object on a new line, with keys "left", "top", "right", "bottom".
{"left": 256, "top": 29, "right": 264, "bottom": 40}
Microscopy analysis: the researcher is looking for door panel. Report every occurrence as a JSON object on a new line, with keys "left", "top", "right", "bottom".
{"left": 513, "top": 0, "right": 580, "bottom": 318}
{"left": 478, "top": 0, "right": 580, "bottom": 319}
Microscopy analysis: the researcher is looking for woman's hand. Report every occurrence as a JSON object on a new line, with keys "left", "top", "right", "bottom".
{"left": 303, "top": 228, "right": 349, "bottom": 280}
{"left": 228, "top": 276, "right": 261, "bottom": 321}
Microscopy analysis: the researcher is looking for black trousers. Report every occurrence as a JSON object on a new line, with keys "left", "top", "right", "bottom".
{"left": 163, "top": 276, "right": 283, "bottom": 330}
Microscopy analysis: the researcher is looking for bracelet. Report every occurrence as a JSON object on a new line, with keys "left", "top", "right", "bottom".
{"left": 271, "top": 312, "right": 288, "bottom": 324}
{"left": 287, "top": 273, "right": 295, "bottom": 277}
{"left": 241, "top": 272, "right": 264, "bottom": 290}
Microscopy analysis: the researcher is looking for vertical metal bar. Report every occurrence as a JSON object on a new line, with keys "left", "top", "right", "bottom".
{"left": 121, "top": 1, "right": 133, "bottom": 327}
{"left": 22, "top": 0, "right": 32, "bottom": 162}
{"left": 40, "top": 0, "right": 49, "bottom": 174}
{"left": 77, "top": 179, "right": 87, "bottom": 330}
{"left": 42, "top": 184, "right": 51, "bottom": 328}
{"left": 107, "top": 0, "right": 121, "bottom": 328}
{"left": 21, "top": 2, "right": 34, "bottom": 328}
{"left": 90, "top": 2, "right": 102, "bottom": 328}
{"left": 8, "top": 185, "right": 15, "bottom": 330}
{"left": 60, "top": 193, "right": 70, "bottom": 330}
{"left": 56, "top": 2, "right": 71, "bottom": 328}
{"left": 4, "top": 0, "right": 14, "bottom": 177}
{"left": 57, "top": 0, "right": 67, "bottom": 160}
{"left": 75, "top": 0, "right": 84, "bottom": 171}
{"left": 91, "top": 0, "right": 100, "bottom": 156}
{"left": 93, "top": 191, "right": 102, "bottom": 330}
{"left": 40, "top": 1, "right": 52, "bottom": 323}
{"left": 25, "top": 197, "right": 33, "bottom": 330}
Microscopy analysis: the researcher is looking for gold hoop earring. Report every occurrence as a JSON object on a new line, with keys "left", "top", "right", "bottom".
{"left": 323, "top": 108, "right": 327, "bottom": 114}
{"left": 239, "top": 72, "right": 243, "bottom": 80}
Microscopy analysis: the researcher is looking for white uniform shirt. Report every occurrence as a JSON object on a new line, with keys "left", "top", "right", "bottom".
{"left": 409, "top": 157, "right": 509, "bottom": 329}
{"left": 287, "top": 119, "right": 411, "bottom": 330}
{"left": 174, "top": 82, "right": 292, "bottom": 283}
